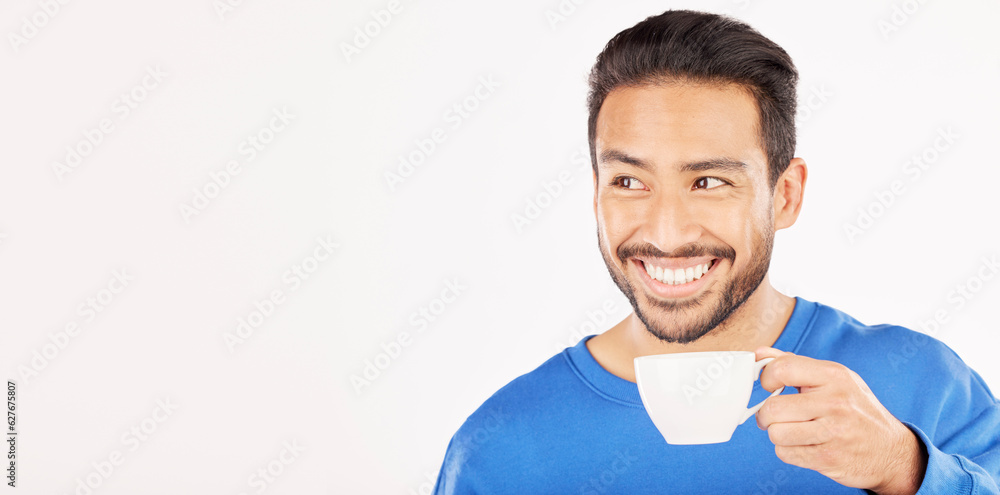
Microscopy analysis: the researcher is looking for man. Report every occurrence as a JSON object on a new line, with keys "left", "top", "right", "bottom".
{"left": 433, "top": 9, "right": 1000, "bottom": 494}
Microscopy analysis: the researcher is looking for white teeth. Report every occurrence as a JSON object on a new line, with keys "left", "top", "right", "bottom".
{"left": 643, "top": 260, "right": 713, "bottom": 285}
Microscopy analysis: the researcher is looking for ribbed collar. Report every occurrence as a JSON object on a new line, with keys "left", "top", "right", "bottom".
{"left": 562, "top": 296, "right": 819, "bottom": 406}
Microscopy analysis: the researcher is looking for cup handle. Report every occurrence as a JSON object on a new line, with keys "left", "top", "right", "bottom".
{"left": 739, "top": 357, "right": 784, "bottom": 425}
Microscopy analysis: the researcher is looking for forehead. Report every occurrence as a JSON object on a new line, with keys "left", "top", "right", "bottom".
{"left": 594, "top": 82, "right": 766, "bottom": 172}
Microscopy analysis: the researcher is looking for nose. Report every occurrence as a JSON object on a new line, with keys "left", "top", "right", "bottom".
{"left": 641, "top": 190, "right": 703, "bottom": 256}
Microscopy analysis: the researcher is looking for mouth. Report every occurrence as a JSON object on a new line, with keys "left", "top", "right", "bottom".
{"left": 631, "top": 257, "right": 720, "bottom": 299}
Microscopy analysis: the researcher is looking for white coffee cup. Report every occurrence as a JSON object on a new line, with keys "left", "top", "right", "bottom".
{"left": 634, "top": 351, "right": 784, "bottom": 445}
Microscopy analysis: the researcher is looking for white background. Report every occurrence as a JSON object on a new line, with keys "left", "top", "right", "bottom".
{"left": 2, "top": 0, "right": 998, "bottom": 493}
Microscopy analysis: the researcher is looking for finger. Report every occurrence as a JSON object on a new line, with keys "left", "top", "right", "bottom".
{"left": 755, "top": 393, "right": 821, "bottom": 430}
{"left": 765, "top": 420, "right": 832, "bottom": 447}
{"left": 754, "top": 347, "right": 790, "bottom": 393}
{"left": 759, "top": 354, "right": 844, "bottom": 392}
{"left": 754, "top": 346, "right": 788, "bottom": 361}
{"left": 773, "top": 444, "right": 813, "bottom": 469}
{"left": 773, "top": 444, "right": 840, "bottom": 473}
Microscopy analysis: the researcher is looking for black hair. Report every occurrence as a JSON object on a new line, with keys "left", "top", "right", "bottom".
{"left": 586, "top": 9, "right": 798, "bottom": 188}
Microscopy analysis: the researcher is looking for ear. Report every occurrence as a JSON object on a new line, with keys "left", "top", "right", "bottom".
{"left": 773, "top": 157, "right": 807, "bottom": 231}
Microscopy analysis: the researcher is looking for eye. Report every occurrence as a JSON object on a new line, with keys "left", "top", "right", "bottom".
{"left": 693, "top": 177, "right": 728, "bottom": 190}
{"left": 609, "top": 176, "right": 647, "bottom": 190}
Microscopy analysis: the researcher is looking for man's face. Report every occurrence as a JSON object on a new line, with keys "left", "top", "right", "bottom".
{"left": 593, "top": 82, "right": 776, "bottom": 344}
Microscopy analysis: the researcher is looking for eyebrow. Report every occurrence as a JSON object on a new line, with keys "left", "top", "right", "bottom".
{"left": 598, "top": 148, "right": 748, "bottom": 175}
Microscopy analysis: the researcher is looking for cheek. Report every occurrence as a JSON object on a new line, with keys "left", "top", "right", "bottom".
{"left": 596, "top": 200, "right": 635, "bottom": 238}
{"left": 723, "top": 189, "right": 770, "bottom": 245}
{"left": 701, "top": 203, "right": 761, "bottom": 257}
{"left": 733, "top": 207, "right": 771, "bottom": 255}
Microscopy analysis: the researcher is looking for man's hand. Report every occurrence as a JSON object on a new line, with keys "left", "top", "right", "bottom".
{"left": 754, "top": 347, "right": 928, "bottom": 495}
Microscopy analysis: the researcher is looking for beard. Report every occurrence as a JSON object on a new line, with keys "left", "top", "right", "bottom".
{"left": 597, "top": 223, "right": 774, "bottom": 344}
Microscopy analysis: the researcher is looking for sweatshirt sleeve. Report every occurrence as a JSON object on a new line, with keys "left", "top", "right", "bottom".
{"left": 432, "top": 434, "right": 474, "bottom": 495}
{"left": 906, "top": 358, "right": 1000, "bottom": 494}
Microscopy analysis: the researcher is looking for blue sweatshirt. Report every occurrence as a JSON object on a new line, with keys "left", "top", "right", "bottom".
{"left": 433, "top": 297, "right": 1000, "bottom": 494}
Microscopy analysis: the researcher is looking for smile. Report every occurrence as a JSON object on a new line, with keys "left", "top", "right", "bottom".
{"left": 640, "top": 259, "right": 716, "bottom": 285}
{"left": 632, "top": 257, "right": 720, "bottom": 299}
